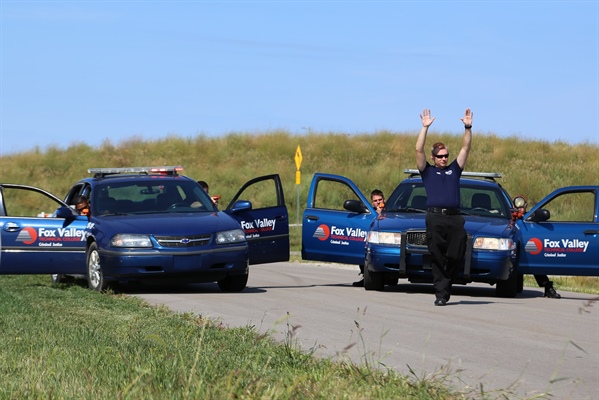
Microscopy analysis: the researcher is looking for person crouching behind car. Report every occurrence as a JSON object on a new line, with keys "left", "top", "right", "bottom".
{"left": 73, "top": 195, "right": 90, "bottom": 217}
{"left": 353, "top": 189, "right": 386, "bottom": 287}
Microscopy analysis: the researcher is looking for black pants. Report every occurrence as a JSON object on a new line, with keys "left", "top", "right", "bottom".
{"left": 425, "top": 212, "right": 467, "bottom": 301}
{"left": 534, "top": 274, "right": 550, "bottom": 287}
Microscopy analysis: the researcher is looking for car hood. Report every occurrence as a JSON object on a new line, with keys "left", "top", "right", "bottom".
{"left": 91, "top": 212, "right": 241, "bottom": 236}
{"left": 374, "top": 212, "right": 513, "bottom": 237}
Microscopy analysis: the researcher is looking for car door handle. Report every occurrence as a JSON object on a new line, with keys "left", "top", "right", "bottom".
{"left": 305, "top": 215, "right": 319, "bottom": 221}
{"left": 583, "top": 230, "right": 599, "bottom": 235}
{"left": 3, "top": 222, "right": 21, "bottom": 232}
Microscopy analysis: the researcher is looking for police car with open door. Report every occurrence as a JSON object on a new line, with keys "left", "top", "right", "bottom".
{"left": 1, "top": 166, "right": 289, "bottom": 292}
{"left": 301, "top": 171, "right": 598, "bottom": 297}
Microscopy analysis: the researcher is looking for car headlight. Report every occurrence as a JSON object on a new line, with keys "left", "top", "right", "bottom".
{"left": 367, "top": 231, "right": 402, "bottom": 245}
{"left": 473, "top": 237, "right": 514, "bottom": 250}
{"left": 215, "top": 229, "right": 246, "bottom": 244}
{"left": 111, "top": 234, "right": 153, "bottom": 248}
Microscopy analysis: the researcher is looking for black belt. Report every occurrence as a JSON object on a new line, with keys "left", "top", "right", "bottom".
{"left": 428, "top": 207, "right": 460, "bottom": 215}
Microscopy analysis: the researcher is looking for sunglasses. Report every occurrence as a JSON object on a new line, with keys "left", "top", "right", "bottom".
{"left": 434, "top": 153, "right": 449, "bottom": 159}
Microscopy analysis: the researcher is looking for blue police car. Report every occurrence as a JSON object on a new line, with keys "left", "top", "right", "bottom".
{"left": 0, "top": 166, "right": 289, "bottom": 291}
{"left": 301, "top": 171, "right": 598, "bottom": 297}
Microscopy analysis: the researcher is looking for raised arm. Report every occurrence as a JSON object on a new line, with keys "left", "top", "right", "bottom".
{"left": 416, "top": 108, "right": 435, "bottom": 171}
{"left": 456, "top": 108, "right": 473, "bottom": 169}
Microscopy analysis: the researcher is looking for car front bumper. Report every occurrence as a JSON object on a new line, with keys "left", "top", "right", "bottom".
{"left": 98, "top": 245, "right": 249, "bottom": 282}
{"left": 366, "top": 243, "right": 514, "bottom": 284}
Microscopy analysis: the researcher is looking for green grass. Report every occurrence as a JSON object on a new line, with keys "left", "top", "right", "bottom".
{"left": 0, "top": 275, "right": 472, "bottom": 399}
{"left": 0, "top": 130, "right": 598, "bottom": 398}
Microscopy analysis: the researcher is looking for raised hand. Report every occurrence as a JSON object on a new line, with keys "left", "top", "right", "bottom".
{"left": 461, "top": 108, "right": 473, "bottom": 127}
{"left": 420, "top": 108, "right": 436, "bottom": 128}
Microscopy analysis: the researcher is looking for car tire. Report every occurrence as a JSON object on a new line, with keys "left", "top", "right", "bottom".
{"left": 217, "top": 272, "right": 248, "bottom": 292}
{"left": 86, "top": 242, "right": 108, "bottom": 292}
{"left": 364, "top": 263, "right": 384, "bottom": 291}
{"left": 496, "top": 269, "right": 518, "bottom": 298}
{"left": 516, "top": 273, "right": 524, "bottom": 293}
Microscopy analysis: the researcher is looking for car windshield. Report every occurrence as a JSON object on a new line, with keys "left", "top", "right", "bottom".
{"left": 385, "top": 181, "right": 512, "bottom": 219}
{"left": 91, "top": 180, "right": 215, "bottom": 215}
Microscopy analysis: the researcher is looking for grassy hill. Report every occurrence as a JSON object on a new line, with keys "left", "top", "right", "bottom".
{"left": 1, "top": 130, "right": 597, "bottom": 210}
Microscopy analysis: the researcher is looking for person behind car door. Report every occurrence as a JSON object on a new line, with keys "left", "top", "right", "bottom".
{"left": 416, "top": 108, "right": 472, "bottom": 306}
{"left": 353, "top": 189, "right": 386, "bottom": 287}
{"left": 198, "top": 180, "right": 220, "bottom": 205}
{"left": 73, "top": 195, "right": 90, "bottom": 217}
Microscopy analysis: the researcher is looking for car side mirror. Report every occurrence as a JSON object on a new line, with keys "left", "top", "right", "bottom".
{"left": 343, "top": 199, "right": 368, "bottom": 214}
{"left": 55, "top": 206, "right": 78, "bottom": 219}
{"left": 528, "top": 208, "right": 550, "bottom": 222}
{"left": 228, "top": 200, "right": 252, "bottom": 214}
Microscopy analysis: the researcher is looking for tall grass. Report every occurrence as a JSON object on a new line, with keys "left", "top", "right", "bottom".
{"left": 2, "top": 130, "right": 597, "bottom": 211}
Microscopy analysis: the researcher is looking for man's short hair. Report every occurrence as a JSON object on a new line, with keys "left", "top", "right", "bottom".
{"left": 431, "top": 142, "right": 448, "bottom": 155}
{"left": 197, "top": 180, "right": 209, "bottom": 191}
{"left": 371, "top": 189, "right": 384, "bottom": 199}
{"left": 73, "top": 195, "right": 88, "bottom": 205}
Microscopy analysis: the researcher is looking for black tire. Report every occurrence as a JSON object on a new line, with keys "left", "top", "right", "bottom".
{"left": 364, "top": 263, "right": 384, "bottom": 291}
{"left": 496, "top": 269, "right": 518, "bottom": 298}
{"left": 217, "top": 273, "right": 248, "bottom": 292}
{"left": 86, "top": 242, "right": 108, "bottom": 291}
{"left": 517, "top": 273, "right": 524, "bottom": 293}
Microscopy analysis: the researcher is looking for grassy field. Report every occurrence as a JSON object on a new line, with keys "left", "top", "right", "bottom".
{"left": 1, "top": 275, "right": 479, "bottom": 399}
{"left": 0, "top": 130, "right": 598, "bottom": 397}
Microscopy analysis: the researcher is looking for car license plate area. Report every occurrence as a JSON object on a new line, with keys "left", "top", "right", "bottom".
{"left": 173, "top": 255, "right": 202, "bottom": 272}
{"left": 422, "top": 254, "right": 432, "bottom": 270}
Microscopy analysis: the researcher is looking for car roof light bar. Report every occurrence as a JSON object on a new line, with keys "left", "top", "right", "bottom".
{"left": 88, "top": 166, "right": 184, "bottom": 178}
{"left": 404, "top": 169, "right": 502, "bottom": 179}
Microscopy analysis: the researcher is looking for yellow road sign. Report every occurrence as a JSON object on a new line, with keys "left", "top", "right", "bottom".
{"left": 294, "top": 145, "right": 302, "bottom": 170}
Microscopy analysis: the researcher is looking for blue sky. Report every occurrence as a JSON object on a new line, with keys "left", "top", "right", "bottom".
{"left": 1, "top": 1, "right": 597, "bottom": 155}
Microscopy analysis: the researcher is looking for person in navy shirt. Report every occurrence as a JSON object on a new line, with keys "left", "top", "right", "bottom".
{"left": 416, "top": 108, "right": 472, "bottom": 306}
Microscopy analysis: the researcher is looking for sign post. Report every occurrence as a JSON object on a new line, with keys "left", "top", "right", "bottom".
{"left": 294, "top": 145, "right": 303, "bottom": 225}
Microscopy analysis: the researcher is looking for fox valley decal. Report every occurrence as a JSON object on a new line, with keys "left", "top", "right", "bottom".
{"left": 16, "top": 227, "right": 86, "bottom": 246}
{"left": 525, "top": 237, "right": 590, "bottom": 258}
{"left": 313, "top": 224, "right": 367, "bottom": 246}
{"left": 241, "top": 218, "right": 277, "bottom": 238}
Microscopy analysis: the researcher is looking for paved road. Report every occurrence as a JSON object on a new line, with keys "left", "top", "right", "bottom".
{"left": 132, "top": 262, "right": 599, "bottom": 399}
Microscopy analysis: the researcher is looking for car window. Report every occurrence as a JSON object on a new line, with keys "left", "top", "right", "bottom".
{"left": 534, "top": 191, "right": 595, "bottom": 222}
{"left": 1, "top": 186, "right": 63, "bottom": 217}
{"left": 232, "top": 178, "right": 278, "bottom": 209}
{"left": 386, "top": 181, "right": 511, "bottom": 218}
{"left": 460, "top": 186, "right": 510, "bottom": 217}
{"left": 91, "top": 180, "right": 213, "bottom": 214}
{"left": 314, "top": 179, "right": 363, "bottom": 211}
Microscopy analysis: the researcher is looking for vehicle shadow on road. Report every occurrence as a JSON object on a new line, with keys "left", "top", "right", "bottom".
{"left": 383, "top": 282, "right": 546, "bottom": 300}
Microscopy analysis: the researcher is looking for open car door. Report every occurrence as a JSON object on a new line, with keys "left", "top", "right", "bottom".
{"left": 517, "top": 186, "right": 599, "bottom": 276}
{"left": 301, "top": 173, "right": 376, "bottom": 265}
{"left": 225, "top": 174, "right": 289, "bottom": 265}
{"left": 0, "top": 184, "right": 87, "bottom": 274}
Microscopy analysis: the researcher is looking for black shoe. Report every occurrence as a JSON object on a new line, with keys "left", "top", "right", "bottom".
{"left": 353, "top": 279, "right": 364, "bottom": 287}
{"left": 544, "top": 286, "right": 561, "bottom": 299}
{"left": 434, "top": 299, "right": 447, "bottom": 306}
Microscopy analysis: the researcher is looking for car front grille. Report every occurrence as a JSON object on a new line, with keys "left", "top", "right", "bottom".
{"left": 154, "top": 234, "right": 211, "bottom": 247}
{"left": 406, "top": 231, "right": 427, "bottom": 247}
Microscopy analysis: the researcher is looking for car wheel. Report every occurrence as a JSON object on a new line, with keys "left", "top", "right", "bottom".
{"left": 364, "top": 263, "right": 384, "bottom": 291}
{"left": 86, "top": 243, "right": 107, "bottom": 291}
{"left": 51, "top": 274, "right": 73, "bottom": 284}
{"left": 217, "top": 272, "right": 248, "bottom": 292}
{"left": 516, "top": 273, "right": 524, "bottom": 293}
{"left": 496, "top": 269, "right": 518, "bottom": 298}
